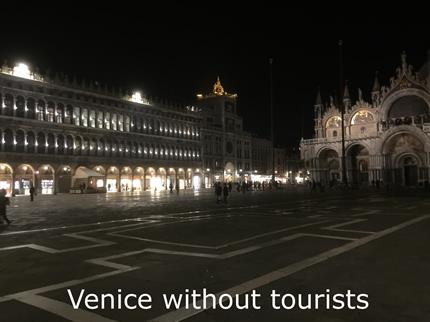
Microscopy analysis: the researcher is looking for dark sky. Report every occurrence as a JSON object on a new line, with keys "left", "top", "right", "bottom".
{"left": 0, "top": 4, "right": 428, "bottom": 150}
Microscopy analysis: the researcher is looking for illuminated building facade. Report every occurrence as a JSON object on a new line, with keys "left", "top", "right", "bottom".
{"left": 0, "top": 62, "right": 202, "bottom": 195}
{"left": 197, "top": 77, "right": 253, "bottom": 185}
{"left": 301, "top": 52, "right": 430, "bottom": 187}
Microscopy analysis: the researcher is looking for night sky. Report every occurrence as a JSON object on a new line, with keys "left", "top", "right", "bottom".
{"left": 0, "top": 5, "right": 428, "bottom": 150}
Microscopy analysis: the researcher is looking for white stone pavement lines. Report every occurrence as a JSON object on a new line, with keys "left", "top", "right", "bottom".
{"left": 0, "top": 221, "right": 161, "bottom": 254}
{"left": 19, "top": 294, "right": 118, "bottom": 322}
{"left": 0, "top": 218, "right": 155, "bottom": 236}
{"left": 108, "top": 220, "right": 332, "bottom": 250}
{"left": 322, "top": 219, "right": 375, "bottom": 234}
{"left": 3, "top": 212, "right": 422, "bottom": 322}
{"left": 0, "top": 205, "right": 259, "bottom": 237}
{"left": 351, "top": 209, "right": 382, "bottom": 217}
{"left": 0, "top": 229, "right": 356, "bottom": 322}
{"left": 0, "top": 234, "right": 115, "bottom": 254}
{"left": 0, "top": 208, "right": 262, "bottom": 254}
{"left": 148, "top": 214, "right": 430, "bottom": 322}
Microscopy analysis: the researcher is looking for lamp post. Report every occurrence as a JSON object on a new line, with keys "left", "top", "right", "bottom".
{"left": 270, "top": 58, "right": 275, "bottom": 182}
{"left": 339, "top": 40, "right": 347, "bottom": 185}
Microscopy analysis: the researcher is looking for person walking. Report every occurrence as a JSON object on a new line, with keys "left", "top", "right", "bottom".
{"left": 29, "top": 185, "right": 35, "bottom": 202}
{"left": 0, "top": 189, "right": 11, "bottom": 225}
{"left": 175, "top": 181, "right": 180, "bottom": 195}
{"left": 215, "top": 182, "right": 222, "bottom": 204}
{"left": 228, "top": 182, "right": 232, "bottom": 194}
{"left": 169, "top": 182, "right": 173, "bottom": 193}
{"left": 223, "top": 183, "right": 229, "bottom": 204}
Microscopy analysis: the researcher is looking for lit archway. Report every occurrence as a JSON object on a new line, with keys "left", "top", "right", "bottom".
{"left": 15, "top": 164, "right": 35, "bottom": 195}
{"left": 37, "top": 165, "right": 55, "bottom": 194}
{"left": 0, "top": 163, "right": 13, "bottom": 196}
{"left": 133, "top": 167, "right": 145, "bottom": 192}
{"left": 120, "top": 167, "right": 132, "bottom": 192}
{"left": 106, "top": 166, "right": 119, "bottom": 192}
{"left": 57, "top": 165, "right": 72, "bottom": 193}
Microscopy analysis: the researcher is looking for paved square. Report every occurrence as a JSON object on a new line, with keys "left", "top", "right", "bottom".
{"left": 1, "top": 188, "right": 429, "bottom": 321}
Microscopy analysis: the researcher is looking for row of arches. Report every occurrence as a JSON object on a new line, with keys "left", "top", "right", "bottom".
{"left": 0, "top": 163, "right": 204, "bottom": 196}
{"left": 314, "top": 131, "right": 429, "bottom": 186}
{"left": 0, "top": 92, "right": 200, "bottom": 140}
{"left": 0, "top": 128, "right": 201, "bottom": 160}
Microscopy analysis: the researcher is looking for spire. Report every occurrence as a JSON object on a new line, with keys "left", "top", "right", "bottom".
{"left": 372, "top": 71, "right": 381, "bottom": 106}
{"left": 343, "top": 81, "right": 351, "bottom": 110}
{"left": 343, "top": 81, "right": 350, "bottom": 99}
{"left": 213, "top": 76, "right": 225, "bottom": 95}
{"left": 315, "top": 86, "right": 322, "bottom": 106}
{"left": 372, "top": 71, "right": 380, "bottom": 92}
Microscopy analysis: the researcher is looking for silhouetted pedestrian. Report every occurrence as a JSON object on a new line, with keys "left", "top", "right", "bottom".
{"left": 216, "top": 183, "right": 222, "bottom": 203}
{"left": 175, "top": 182, "right": 180, "bottom": 195}
{"left": 223, "top": 183, "right": 229, "bottom": 203}
{"left": 0, "top": 189, "right": 11, "bottom": 225}
{"left": 169, "top": 182, "right": 173, "bottom": 193}
{"left": 29, "top": 186, "right": 35, "bottom": 202}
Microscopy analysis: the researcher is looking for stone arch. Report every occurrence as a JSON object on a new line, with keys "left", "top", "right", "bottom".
{"left": 57, "top": 165, "right": 72, "bottom": 193}
{"left": 26, "top": 97, "right": 36, "bottom": 119}
{"left": 380, "top": 88, "right": 430, "bottom": 121}
{"left": 381, "top": 129, "right": 428, "bottom": 185}
{"left": 97, "top": 138, "right": 105, "bottom": 157}
{"left": 120, "top": 167, "right": 132, "bottom": 192}
{"left": 106, "top": 166, "right": 120, "bottom": 192}
{"left": 3, "top": 129, "right": 13, "bottom": 152}
{"left": 317, "top": 148, "right": 340, "bottom": 184}
{"left": 37, "top": 164, "right": 55, "bottom": 194}
{"left": 37, "top": 99, "right": 46, "bottom": 121}
{"left": 56, "top": 103, "right": 65, "bottom": 123}
{"left": 346, "top": 143, "right": 370, "bottom": 185}
{"left": 27, "top": 131, "right": 36, "bottom": 153}
{"left": 15, "top": 164, "right": 35, "bottom": 195}
{"left": 93, "top": 165, "right": 106, "bottom": 175}
{"left": 16, "top": 95, "right": 25, "bottom": 118}
{"left": 36, "top": 132, "right": 45, "bottom": 154}
{"left": 157, "top": 168, "right": 167, "bottom": 190}
{"left": 0, "top": 163, "right": 13, "bottom": 196}
{"left": 3, "top": 93, "right": 14, "bottom": 116}
{"left": 47, "top": 133, "right": 55, "bottom": 154}
{"left": 57, "top": 134, "right": 65, "bottom": 154}
{"left": 15, "top": 129, "right": 25, "bottom": 153}
{"left": 133, "top": 166, "right": 145, "bottom": 191}
{"left": 47, "top": 101, "right": 55, "bottom": 122}
{"left": 145, "top": 167, "right": 156, "bottom": 191}
{"left": 75, "top": 136, "right": 82, "bottom": 155}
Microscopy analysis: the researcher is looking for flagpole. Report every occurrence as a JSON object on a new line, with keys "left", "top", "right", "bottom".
{"left": 270, "top": 58, "right": 275, "bottom": 183}
{"left": 339, "top": 40, "right": 347, "bottom": 185}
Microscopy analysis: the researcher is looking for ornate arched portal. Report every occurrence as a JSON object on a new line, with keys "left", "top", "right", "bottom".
{"left": 317, "top": 148, "right": 340, "bottom": 184}
{"left": 346, "top": 144, "right": 369, "bottom": 185}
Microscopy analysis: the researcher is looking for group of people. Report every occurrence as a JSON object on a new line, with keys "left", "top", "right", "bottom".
{"left": 168, "top": 182, "right": 181, "bottom": 194}
{"left": 214, "top": 182, "right": 231, "bottom": 204}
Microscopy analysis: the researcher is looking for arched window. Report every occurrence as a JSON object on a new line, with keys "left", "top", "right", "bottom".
{"left": 351, "top": 110, "right": 374, "bottom": 124}
{"left": 333, "top": 130, "right": 337, "bottom": 137}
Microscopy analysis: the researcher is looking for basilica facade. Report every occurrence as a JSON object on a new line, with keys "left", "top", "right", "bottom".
{"left": 300, "top": 52, "right": 430, "bottom": 187}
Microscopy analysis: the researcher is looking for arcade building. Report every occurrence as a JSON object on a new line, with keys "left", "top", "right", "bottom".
{"left": 301, "top": 52, "right": 430, "bottom": 187}
{"left": 0, "top": 61, "right": 277, "bottom": 195}
{"left": 0, "top": 62, "right": 202, "bottom": 195}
